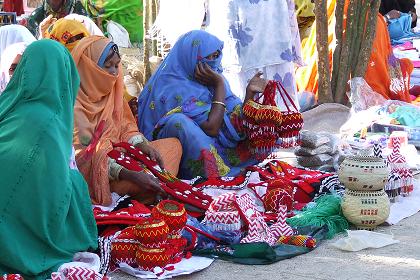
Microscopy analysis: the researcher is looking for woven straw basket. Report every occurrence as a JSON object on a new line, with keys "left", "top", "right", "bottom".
{"left": 338, "top": 156, "right": 389, "bottom": 191}
{"left": 341, "top": 189, "right": 390, "bottom": 230}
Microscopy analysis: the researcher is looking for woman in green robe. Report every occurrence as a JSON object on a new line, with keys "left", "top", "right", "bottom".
{"left": 0, "top": 39, "right": 98, "bottom": 279}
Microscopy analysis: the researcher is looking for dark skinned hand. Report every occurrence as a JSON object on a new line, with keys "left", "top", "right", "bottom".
{"left": 135, "top": 142, "right": 165, "bottom": 168}
{"left": 194, "top": 62, "right": 224, "bottom": 88}
{"left": 119, "top": 168, "right": 167, "bottom": 196}
{"left": 244, "top": 71, "right": 269, "bottom": 103}
{"left": 387, "top": 10, "right": 401, "bottom": 20}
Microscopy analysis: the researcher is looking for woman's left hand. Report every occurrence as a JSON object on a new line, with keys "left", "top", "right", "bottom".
{"left": 135, "top": 142, "right": 165, "bottom": 168}
{"left": 244, "top": 71, "right": 268, "bottom": 103}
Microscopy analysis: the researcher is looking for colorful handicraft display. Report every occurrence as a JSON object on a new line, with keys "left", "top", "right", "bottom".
{"left": 387, "top": 138, "right": 414, "bottom": 197}
{"left": 107, "top": 142, "right": 213, "bottom": 210}
{"left": 248, "top": 160, "right": 343, "bottom": 210}
{"left": 101, "top": 199, "right": 191, "bottom": 272}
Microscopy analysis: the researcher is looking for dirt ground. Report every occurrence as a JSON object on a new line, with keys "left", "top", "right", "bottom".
{"left": 111, "top": 211, "right": 420, "bottom": 280}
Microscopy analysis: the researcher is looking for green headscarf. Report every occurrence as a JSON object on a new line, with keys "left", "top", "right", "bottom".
{"left": 0, "top": 39, "right": 97, "bottom": 279}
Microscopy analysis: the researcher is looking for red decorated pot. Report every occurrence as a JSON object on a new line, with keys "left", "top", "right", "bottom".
{"left": 111, "top": 239, "right": 141, "bottom": 268}
{"left": 134, "top": 218, "right": 169, "bottom": 248}
{"left": 136, "top": 246, "right": 171, "bottom": 271}
{"left": 152, "top": 200, "right": 187, "bottom": 236}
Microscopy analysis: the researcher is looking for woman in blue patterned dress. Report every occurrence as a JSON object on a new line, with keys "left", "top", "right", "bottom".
{"left": 137, "top": 30, "right": 267, "bottom": 179}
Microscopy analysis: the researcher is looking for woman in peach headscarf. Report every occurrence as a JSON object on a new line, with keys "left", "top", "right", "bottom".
{"left": 71, "top": 36, "right": 182, "bottom": 206}
{"left": 296, "top": 0, "right": 413, "bottom": 104}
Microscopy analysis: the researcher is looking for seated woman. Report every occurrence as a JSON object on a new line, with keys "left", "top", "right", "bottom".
{"left": 296, "top": 0, "right": 413, "bottom": 104}
{"left": 0, "top": 25, "right": 36, "bottom": 94}
{"left": 72, "top": 36, "right": 182, "bottom": 206}
{"left": 0, "top": 39, "right": 97, "bottom": 278}
{"left": 0, "top": 25, "right": 36, "bottom": 64}
{"left": 45, "top": 18, "right": 90, "bottom": 51}
{"left": 380, "top": 0, "right": 417, "bottom": 28}
{"left": 137, "top": 30, "right": 267, "bottom": 179}
{"left": 27, "top": 0, "right": 87, "bottom": 37}
{"left": 0, "top": 43, "right": 29, "bottom": 93}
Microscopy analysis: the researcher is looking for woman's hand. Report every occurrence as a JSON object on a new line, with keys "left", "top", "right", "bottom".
{"left": 194, "top": 62, "right": 224, "bottom": 88}
{"left": 135, "top": 142, "right": 165, "bottom": 168}
{"left": 244, "top": 71, "right": 268, "bottom": 103}
{"left": 39, "top": 15, "right": 57, "bottom": 38}
{"left": 387, "top": 10, "right": 401, "bottom": 20}
{"left": 119, "top": 169, "right": 166, "bottom": 195}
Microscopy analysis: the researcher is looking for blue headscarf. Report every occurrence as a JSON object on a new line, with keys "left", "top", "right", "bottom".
{"left": 137, "top": 30, "right": 242, "bottom": 145}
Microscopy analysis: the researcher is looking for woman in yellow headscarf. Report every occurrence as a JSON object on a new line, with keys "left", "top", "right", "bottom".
{"left": 45, "top": 18, "right": 90, "bottom": 52}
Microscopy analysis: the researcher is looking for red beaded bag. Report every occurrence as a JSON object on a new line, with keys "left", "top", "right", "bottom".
{"left": 243, "top": 80, "right": 283, "bottom": 159}
{"left": 275, "top": 81, "right": 303, "bottom": 148}
{"left": 243, "top": 80, "right": 303, "bottom": 158}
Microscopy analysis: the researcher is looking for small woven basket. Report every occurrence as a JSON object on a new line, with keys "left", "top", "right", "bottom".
{"left": 341, "top": 189, "right": 390, "bottom": 230}
{"left": 338, "top": 156, "right": 389, "bottom": 191}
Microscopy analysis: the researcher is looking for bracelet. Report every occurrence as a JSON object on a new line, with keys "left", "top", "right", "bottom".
{"left": 212, "top": 101, "right": 226, "bottom": 108}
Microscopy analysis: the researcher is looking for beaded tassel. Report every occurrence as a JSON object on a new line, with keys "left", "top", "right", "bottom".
{"left": 277, "top": 235, "right": 317, "bottom": 249}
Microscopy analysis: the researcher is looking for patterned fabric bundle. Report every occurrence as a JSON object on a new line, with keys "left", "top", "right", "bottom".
{"left": 205, "top": 193, "right": 293, "bottom": 246}
{"left": 107, "top": 142, "right": 213, "bottom": 210}
{"left": 277, "top": 235, "right": 317, "bottom": 249}
{"left": 243, "top": 80, "right": 283, "bottom": 158}
{"left": 51, "top": 267, "right": 107, "bottom": 280}
{"left": 387, "top": 138, "right": 414, "bottom": 196}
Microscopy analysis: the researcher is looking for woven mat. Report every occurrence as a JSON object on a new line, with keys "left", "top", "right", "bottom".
{"left": 302, "top": 103, "right": 350, "bottom": 134}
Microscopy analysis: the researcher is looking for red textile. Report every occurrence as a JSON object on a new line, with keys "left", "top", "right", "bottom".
{"left": 108, "top": 142, "right": 213, "bottom": 211}
{"left": 3, "top": 0, "right": 24, "bottom": 16}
